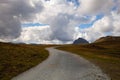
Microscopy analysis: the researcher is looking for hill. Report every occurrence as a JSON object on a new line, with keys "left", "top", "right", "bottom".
{"left": 58, "top": 36, "right": 120, "bottom": 80}
{"left": 73, "top": 38, "right": 89, "bottom": 44}
{"left": 94, "top": 36, "right": 120, "bottom": 43}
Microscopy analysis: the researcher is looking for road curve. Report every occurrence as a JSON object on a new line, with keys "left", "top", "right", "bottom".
{"left": 12, "top": 47, "right": 110, "bottom": 80}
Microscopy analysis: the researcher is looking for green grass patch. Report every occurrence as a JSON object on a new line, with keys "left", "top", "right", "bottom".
{"left": 57, "top": 42, "right": 120, "bottom": 80}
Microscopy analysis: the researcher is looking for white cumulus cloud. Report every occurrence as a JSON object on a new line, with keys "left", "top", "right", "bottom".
{"left": 81, "top": 11, "right": 120, "bottom": 42}
{"left": 78, "top": 0, "right": 114, "bottom": 15}
{"left": 0, "top": 0, "right": 120, "bottom": 44}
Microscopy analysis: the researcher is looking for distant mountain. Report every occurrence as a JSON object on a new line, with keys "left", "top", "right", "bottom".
{"left": 94, "top": 36, "right": 120, "bottom": 43}
{"left": 73, "top": 38, "right": 89, "bottom": 44}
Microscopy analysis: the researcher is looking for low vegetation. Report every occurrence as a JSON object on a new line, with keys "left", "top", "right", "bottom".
{"left": 0, "top": 36, "right": 119, "bottom": 80}
{"left": 0, "top": 42, "right": 50, "bottom": 80}
{"left": 58, "top": 41, "right": 120, "bottom": 80}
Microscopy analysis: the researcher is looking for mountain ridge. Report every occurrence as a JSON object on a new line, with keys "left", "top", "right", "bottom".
{"left": 94, "top": 36, "right": 120, "bottom": 43}
{"left": 73, "top": 38, "right": 89, "bottom": 44}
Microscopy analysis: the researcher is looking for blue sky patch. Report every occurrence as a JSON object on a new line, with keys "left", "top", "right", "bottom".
{"left": 22, "top": 23, "right": 47, "bottom": 27}
{"left": 67, "top": 0, "right": 80, "bottom": 7}
{"left": 79, "top": 14, "right": 104, "bottom": 29}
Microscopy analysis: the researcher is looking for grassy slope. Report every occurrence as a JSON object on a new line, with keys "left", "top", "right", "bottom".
{"left": 58, "top": 41, "right": 120, "bottom": 80}
{"left": 0, "top": 42, "right": 50, "bottom": 80}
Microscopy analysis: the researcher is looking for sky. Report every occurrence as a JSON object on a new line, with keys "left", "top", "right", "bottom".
{"left": 0, "top": 0, "right": 120, "bottom": 44}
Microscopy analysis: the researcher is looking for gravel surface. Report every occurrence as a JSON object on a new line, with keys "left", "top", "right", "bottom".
{"left": 12, "top": 47, "right": 110, "bottom": 80}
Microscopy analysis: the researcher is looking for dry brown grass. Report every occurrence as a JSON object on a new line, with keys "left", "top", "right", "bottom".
{"left": 0, "top": 42, "right": 51, "bottom": 80}
{"left": 57, "top": 42, "right": 120, "bottom": 80}
{"left": 0, "top": 41, "right": 120, "bottom": 80}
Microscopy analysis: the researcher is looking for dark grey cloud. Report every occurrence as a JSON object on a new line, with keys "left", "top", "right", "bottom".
{"left": 51, "top": 14, "right": 73, "bottom": 41}
{"left": 0, "top": 15, "right": 21, "bottom": 40}
{"left": 0, "top": 0, "right": 43, "bottom": 41}
{"left": 0, "top": 0, "right": 119, "bottom": 44}
{"left": 42, "top": 13, "right": 95, "bottom": 42}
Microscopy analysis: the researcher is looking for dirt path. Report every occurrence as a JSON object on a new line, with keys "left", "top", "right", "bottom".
{"left": 12, "top": 47, "right": 110, "bottom": 80}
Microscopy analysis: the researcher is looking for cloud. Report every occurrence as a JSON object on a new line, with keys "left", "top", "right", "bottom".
{"left": 116, "top": 0, "right": 120, "bottom": 13}
{"left": 0, "top": 0, "right": 120, "bottom": 44}
{"left": 14, "top": 26, "right": 51, "bottom": 43}
{"left": 0, "top": 0, "right": 43, "bottom": 42}
{"left": 35, "top": 0, "right": 115, "bottom": 43}
{"left": 81, "top": 11, "right": 120, "bottom": 42}
{"left": 15, "top": 13, "right": 95, "bottom": 44}
{"left": 78, "top": 0, "right": 114, "bottom": 15}
{"left": 93, "top": 16, "right": 113, "bottom": 33}
{"left": 34, "top": 0, "right": 98, "bottom": 43}
{"left": 14, "top": 26, "right": 73, "bottom": 44}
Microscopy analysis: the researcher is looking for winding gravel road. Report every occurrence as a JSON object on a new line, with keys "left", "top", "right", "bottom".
{"left": 12, "top": 47, "right": 110, "bottom": 80}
